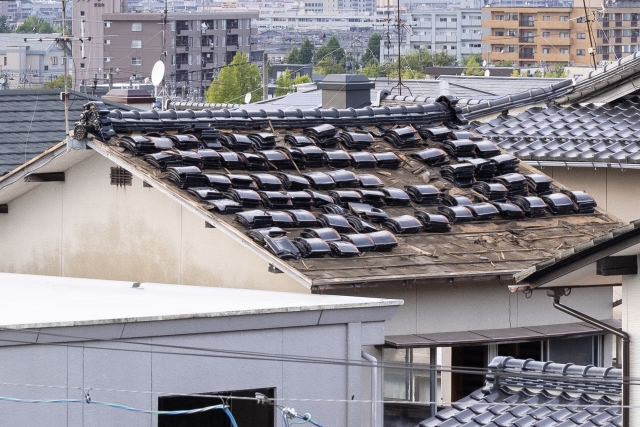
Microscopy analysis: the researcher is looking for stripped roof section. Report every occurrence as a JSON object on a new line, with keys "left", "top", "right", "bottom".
{"left": 418, "top": 356, "right": 621, "bottom": 427}
{"left": 74, "top": 100, "right": 624, "bottom": 289}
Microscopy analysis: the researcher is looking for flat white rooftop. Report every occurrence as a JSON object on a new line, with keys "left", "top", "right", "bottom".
{"left": 0, "top": 273, "right": 402, "bottom": 329}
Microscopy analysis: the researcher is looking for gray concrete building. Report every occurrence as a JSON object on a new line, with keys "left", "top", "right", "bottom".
{"left": 0, "top": 272, "right": 400, "bottom": 427}
{"left": 72, "top": 2, "right": 257, "bottom": 99}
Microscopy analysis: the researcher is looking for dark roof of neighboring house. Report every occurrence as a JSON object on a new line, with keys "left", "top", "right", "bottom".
{"left": 418, "top": 356, "right": 621, "bottom": 427}
{"left": 71, "top": 99, "right": 623, "bottom": 290}
{"left": 379, "top": 77, "right": 569, "bottom": 109}
{"left": 459, "top": 51, "right": 640, "bottom": 120}
{"left": 0, "top": 89, "right": 136, "bottom": 175}
{"left": 472, "top": 97, "right": 640, "bottom": 167}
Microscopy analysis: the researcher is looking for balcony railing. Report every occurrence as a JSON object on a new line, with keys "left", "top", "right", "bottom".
{"left": 519, "top": 51, "right": 534, "bottom": 59}
{"left": 519, "top": 36, "right": 534, "bottom": 43}
{"left": 519, "top": 20, "right": 534, "bottom": 27}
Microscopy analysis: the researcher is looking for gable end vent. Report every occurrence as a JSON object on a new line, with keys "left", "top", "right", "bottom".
{"left": 110, "top": 167, "right": 132, "bottom": 187}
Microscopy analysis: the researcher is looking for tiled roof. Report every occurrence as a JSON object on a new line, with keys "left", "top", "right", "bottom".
{"left": 473, "top": 97, "right": 640, "bottom": 167}
{"left": 418, "top": 356, "right": 621, "bottom": 427}
{"left": 438, "top": 76, "right": 568, "bottom": 98}
{"left": 74, "top": 99, "right": 624, "bottom": 289}
{"left": 0, "top": 89, "right": 136, "bottom": 176}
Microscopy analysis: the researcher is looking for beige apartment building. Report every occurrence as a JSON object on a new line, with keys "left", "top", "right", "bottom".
{"left": 481, "top": 5, "right": 640, "bottom": 67}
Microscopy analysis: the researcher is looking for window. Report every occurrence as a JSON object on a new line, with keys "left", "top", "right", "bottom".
{"left": 439, "top": 17, "right": 447, "bottom": 22}
{"left": 542, "top": 31, "right": 550, "bottom": 37}
{"left": 543, "top": 48, "right": 550, "bottom": 54}
{"left": 51, "top": 56, "right": 58, "bottom": 65}
{"left": 597, "top": 29, "right": 604, "bottom": 38}
{"left": 542, "top": 16, "right": 550, "bottom": 21}
{"left": 104, "top": 57, "right": 110, "bottom": 62}
{"left": 80, "top": 63, "right": 85, "bottom": 68}
{"left": 560, "top": 15, "right": 569, "bottom": 21}
{"left": 131, "top": 22, "right": 142, "bottom": 31}
{"left": 131, "top": 57, "right": 142, "bottom": 65}
{"left": 507, "top": 29, "right": 517, "bottom": 36}
{"left": 3, "top": 57, "right": 6, "bottom": 66}
{"left": 451, "top": 18, "right": 457, "bottom": 22}
{"left": 495, "top": 30, "right": 504, "bottom": 36}
{"left": 506, "top": 12, "right": 518, "bottom": 21}
{"left": 470, "top": 43, "right": 481, "bottom": 48}
{"left": 80, "top": 11, "right": 85, "bottom": 16}
{"left": 449, "top": 45, "right": 456, "bottom": 49}
{"left": 577, "top": 16, "right": 585, "bottom": 23}
{"left": 577, "top": 32, "right": 586, "bottom": 39}
{"left": 104, "top": 21, "right": 111, "bottom": 27}
{"left": 131, "top": 40, "right": 142, "bottom": 48}
{"left": 559, "top": 32, "right": 569, "bottom": 38}
{"left": 560, "top": 48, "right": 569, "bottom": 54}
{"left": 577, "top": 49, "right": 585, "bottom": 55}
{"left": 44, "top": 65, "right": 48, "bottom": 71}
{"left": 623, "top": 13, "right": 631, "bottom": 21}
{"left": 494, "top": 14, "right": 504, "bottom": 20}
{"left": 507, "top": 44, "right": 517, "bottom": 52}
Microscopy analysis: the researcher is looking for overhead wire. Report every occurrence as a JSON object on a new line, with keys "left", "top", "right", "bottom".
{"left": 0, "top": 326, "right": 634, "bottom": 384}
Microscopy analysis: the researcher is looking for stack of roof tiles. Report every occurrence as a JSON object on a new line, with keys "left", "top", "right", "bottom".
{"left": 74, "top": 100, "right": 623, "bottom": 287}
{"left": 418, "top": 356, "right": 621, "bottom": 427}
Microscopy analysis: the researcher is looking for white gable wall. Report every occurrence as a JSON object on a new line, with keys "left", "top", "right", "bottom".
{"left": 0, "top": 152, "right": 303, "bottom": 292}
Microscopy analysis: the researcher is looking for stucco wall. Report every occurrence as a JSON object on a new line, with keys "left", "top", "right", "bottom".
{"left": 332, "top": 283, "right": 612, "bottom": 335}
{"left": 0, "top": 153, "right": 302, "bottom": 292}
{"left": 546, "top": 167, "right": 640, "bottom": 223}
{"left": 0, "top": 321, "right": 372, "bottom": 427}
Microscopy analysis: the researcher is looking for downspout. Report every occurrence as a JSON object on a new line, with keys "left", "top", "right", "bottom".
{"left": 361, "top": 351, "right": 378, "bottom": 427}
{"left": 547, "top": 289, "right": 629, "bottom": 427}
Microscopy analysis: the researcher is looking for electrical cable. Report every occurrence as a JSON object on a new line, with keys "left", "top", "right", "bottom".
{"left": 0, "top": 395, "right": 238, "bottom": 418}
{"left": 0, "top": 326, "right": 633, "bottom": 384}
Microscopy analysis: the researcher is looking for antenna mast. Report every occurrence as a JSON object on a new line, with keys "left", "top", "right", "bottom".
{"left": 390, "top": 0, "right": 411, "bottom": 96}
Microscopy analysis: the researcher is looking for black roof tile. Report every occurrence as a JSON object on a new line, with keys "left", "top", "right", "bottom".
{"left": 417, "top": 357, "right": 621, "bottom": 427}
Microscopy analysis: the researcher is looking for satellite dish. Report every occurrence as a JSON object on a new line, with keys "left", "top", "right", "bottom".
{"left": 151, "top": 60, "right": 165, "bottom": 87}
{"left": 0, "top": 78, "right": 5, "bottom": 84}
{"left": 484, "top": 69, "right": 490, "bottom": 77}
{"left": 244, "top": 92, "right": 252, "bottom": 104}
{"left": 482, "top": 60, "right": 487, "bottom": 67}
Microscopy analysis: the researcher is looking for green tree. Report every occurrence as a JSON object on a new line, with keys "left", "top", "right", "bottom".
{"left": 460, "top": 53, "right": 482, "bottom": 67}
{"left": 361, "top": 33, "right": 381, "bottom": 65}
{"left": 534, "top": 69, "right": 543, "bottom": 77}
{"left": 275, "top": 68, "right": 293, "bottom": 96}
{"left": 463, "top": 57, "right": 485, "bottom": 76}
{"left": 0, "top": 16, "right": 11, "bottom": 33}
{"left": 299, "top": 37, "right": 314, "bottom": 64}
{"left": 286, "top": 46, "right": 301, "bottom": 64}
{"left": 544, "top": 64, "right": 566, "bottom": 78}
{"left": 358, "top": 62, "right": 383, "bottom": 78}
{"left": 15, "top": 15, "right": 53, "bottom": 33}
{"left": 293, "top": 75, "right": 311, "bottom": 84}
{"left": 314, "top": 36, "right": 345, "bottom": 65}
{"left": 495, "top": 60, "right": 514, "bottom": 67}
{"left": 43, "top": 74, "right": 71, "bottom": 89}
{"left": 314, "top": 57, "right": 345, "bottom": 75}
{"left": 434, "top": 49, "right": 457, "bottom": 66}
{"left": 206, "top": 52, "right": 262, "bottom": 104}
{"left": 511, "top": 68, "right": 522, "bottom": 77}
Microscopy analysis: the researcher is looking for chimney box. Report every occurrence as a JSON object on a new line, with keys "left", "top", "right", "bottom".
{"left": 317, "top": 74, "right": 374, "bottom": 109}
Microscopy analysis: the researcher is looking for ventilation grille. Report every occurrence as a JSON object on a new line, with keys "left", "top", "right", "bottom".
{"left": 110, "top": 167, "right": 132, "bottom": 187}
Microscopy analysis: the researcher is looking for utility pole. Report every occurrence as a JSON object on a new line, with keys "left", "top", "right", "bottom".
{"left": 262, "top": 52, "right": 268, "bottom": 101}
{"left": 582, "top": 0, "right": 598, "bottom": 70}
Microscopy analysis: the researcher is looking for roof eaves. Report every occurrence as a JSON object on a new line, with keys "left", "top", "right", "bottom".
{"left": 515, "top": 219, "right": 640, "bottom": 287}
{"left": 86, "top": 139, "right": 314, "bottom": 290}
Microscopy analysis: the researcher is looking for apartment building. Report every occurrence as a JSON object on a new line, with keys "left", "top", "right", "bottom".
{"left": 481, "top": 6, "right": 640, "bottom": 67}
{"left": 0, "top": 33, "right": 65, "bottom": 88}
{"left": 72, "top": 3, "right": 256, "bottom": 99}
{"left": 380, "top": 9, "right": 483, "bottom": 63}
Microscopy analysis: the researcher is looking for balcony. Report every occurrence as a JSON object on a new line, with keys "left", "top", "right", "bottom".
{"left": 519, "top": 51, "right": 534, "bottom": 59}
{"left": 519, "top": 20, "right": 534, "bottom": 27}
{"left": 519, "top": 36, "right": 534, "bottom": 43}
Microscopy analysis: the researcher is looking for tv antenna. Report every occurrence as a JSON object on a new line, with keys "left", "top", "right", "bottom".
{"left": 389, "top": 0, "right": 412, "bottom": 96}
{"left": 24, "top": 0, "right": 92, "bottom": 141}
